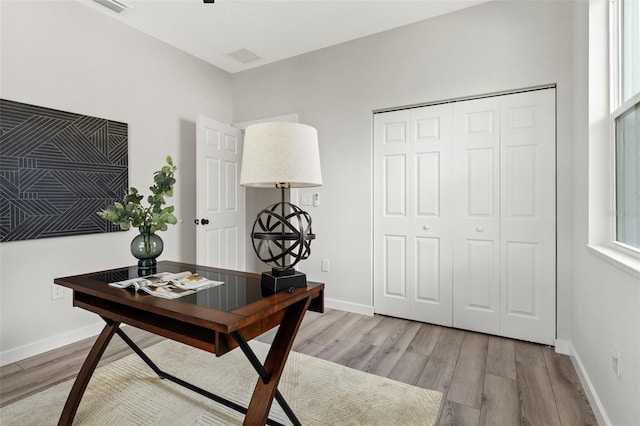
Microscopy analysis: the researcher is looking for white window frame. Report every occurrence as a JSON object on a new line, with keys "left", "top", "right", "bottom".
{"left": 587, "top": 0, "right": 640, "bottom": 277}
{"left": 610, "top": 93, "right": 640, "bottom": 256}
{"left": 610, "top": 0, "right": 640, "bottom": 256}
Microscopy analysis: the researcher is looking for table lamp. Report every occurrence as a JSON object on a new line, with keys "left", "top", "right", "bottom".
{"left": 240, "top": 122, "right": 322, "bottom": 292}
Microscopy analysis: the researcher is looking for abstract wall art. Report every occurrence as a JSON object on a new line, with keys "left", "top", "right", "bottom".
{"left": 0, "top": 99, "right": 128, "bottom": 242}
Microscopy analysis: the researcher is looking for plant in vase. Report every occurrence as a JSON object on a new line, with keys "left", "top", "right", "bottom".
{"left": 98, "top": 156, "right": 178, "bottom": 268}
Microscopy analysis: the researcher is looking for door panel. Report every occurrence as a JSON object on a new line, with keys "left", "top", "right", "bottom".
{"left": 374, "top": 104, "right": 453, "bottom": 326}
{"left": 453, "top": 97, "right": 501, "bottom": 335}
{"left": 206, "top": 158, "right": 220, "bottom": 212}
{"left": 415, "top": 236, "right": 440, "bottom": 302}
{"left": 196, "top": 115, "right": 245, "bottom": 270}
{"left": 384, "top": 121, "right": 407, "bottom": 144}
{"left": 505, "top": 241, "right": 537, "bottom": 314}
{"left": 375, "top": 110, "right": 411, "bottom": 318}
{"left": 410, "top": 104, "right": 454, "bottom": 327}
{"left": 466, "top": 148, "right": 496, "bottom": 217}
{"left": 205, "top": 228, "right": 221, "bottom": 267}
{"left": 500, "top": 89, "right": 556, "bottom": 345}
{"left": 225, "top": 161, "right": 238, "bottom": 211}
{"left": 384, "top": 155, "right": 407, "bottom": 216}
{"left": 225, "top": 226, "right": 238, "bottom": 269}
{"left": 416, "top": 152, "right": 440, "bottom": 217}
{"left": 384, "top": 235, "right": 407, "bottom": 298}
{"left": 466, "top": 239, "right": 496, "bottom": 310}
{"left": 505, "top": 145, "right": 537, "bottom": 217}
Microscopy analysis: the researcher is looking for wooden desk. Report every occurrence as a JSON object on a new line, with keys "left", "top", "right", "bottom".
{"left": 54, "top": 261, "right": 324, "bottom": 426}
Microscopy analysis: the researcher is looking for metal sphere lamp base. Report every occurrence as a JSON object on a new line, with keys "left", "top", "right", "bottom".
{"left": 251, "top": 188, "right": 315, "bottom": 294}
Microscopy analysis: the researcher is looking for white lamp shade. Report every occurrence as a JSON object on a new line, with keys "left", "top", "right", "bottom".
{"left": 240, "top": 122, "right": 323, "bottom": 188}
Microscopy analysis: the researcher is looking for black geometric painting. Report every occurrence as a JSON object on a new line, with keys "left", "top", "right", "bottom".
{"left": 0, "top": 99, "right": 128, "bottom": 242}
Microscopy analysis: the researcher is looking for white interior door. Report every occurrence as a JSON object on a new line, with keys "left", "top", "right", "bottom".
{"left": 373, "top": 104, "right": 454, "bottom": 326}
{"left": 499, "top": 89, "right": 556, "bottom": 345}
{"left": 196, "top": 115, "right": 245, "bottom": 270}
{"left": 452, "top": 97, "right": 502, "bottom": 335}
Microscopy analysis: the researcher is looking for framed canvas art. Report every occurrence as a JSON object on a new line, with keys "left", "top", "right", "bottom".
{"left": 0, "top": 99, "right": 128, "bottom": 242}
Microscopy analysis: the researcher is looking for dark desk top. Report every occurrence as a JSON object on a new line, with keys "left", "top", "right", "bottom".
{"left": 55, "top": 260, "right": 324, "bottom": 336}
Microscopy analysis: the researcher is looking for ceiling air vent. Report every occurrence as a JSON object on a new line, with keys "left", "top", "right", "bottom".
{"left": 226, "top": 48, "right": 262, "bottom": 65}
{"left": 90, "top": 0, "right": 132, "bottom": 14}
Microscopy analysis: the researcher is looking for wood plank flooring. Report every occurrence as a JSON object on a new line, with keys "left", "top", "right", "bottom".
{"left": 0, "top": 326, "right": 165, "bottom": 408}
{"left": 0, "top": 309, "right": 597, "bottom": 425}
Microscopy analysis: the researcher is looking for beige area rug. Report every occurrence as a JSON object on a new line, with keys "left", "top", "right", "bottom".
{"left": 1, "top": 340, "right": 442, "bottom": 425}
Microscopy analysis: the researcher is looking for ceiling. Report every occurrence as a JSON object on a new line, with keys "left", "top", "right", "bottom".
{"left": 81, "top": 0, "right": 490, "bottom": 73}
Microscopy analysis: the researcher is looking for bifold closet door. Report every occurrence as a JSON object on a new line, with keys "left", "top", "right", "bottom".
{"left": 373, "top": 88, "right": 556, "bottom": 345}
{"left": 373, "top": 104, "right": 454, "bottom": 326}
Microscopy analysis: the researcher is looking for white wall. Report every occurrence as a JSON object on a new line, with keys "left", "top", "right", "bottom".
{"left": 232, "top": 0, "right": 575, "bottom": 323}
{"left": 569, "top": 2, "right": 640, "bottom": 425}
{"left": 0, "top": 0, "right": 233, "bottom": 363}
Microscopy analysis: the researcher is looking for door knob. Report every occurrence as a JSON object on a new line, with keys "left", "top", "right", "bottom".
{"left": 476, "top": 227, "right": 484, "bottom": 232}
{"left": 423, "top": 225, "right": 430, "bottom": 230}
{"left": 201, "top": 218, "right": 210, "bottom": 225}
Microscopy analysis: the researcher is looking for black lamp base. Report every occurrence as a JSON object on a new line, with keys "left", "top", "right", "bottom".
{"left": 261, "top": 268, "right": 307, "bottom": 293}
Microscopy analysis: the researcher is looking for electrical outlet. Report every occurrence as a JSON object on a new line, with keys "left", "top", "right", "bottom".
{"left": 321, "top": 259, "right": 330, "bottom": 272}
{"left": 51, "top": 284, "right": 64, "bottom": 300}
{"left": 612, "top": 344, "right": 622, "bottom": 377}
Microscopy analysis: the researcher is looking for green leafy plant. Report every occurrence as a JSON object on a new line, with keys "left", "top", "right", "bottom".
{"left": 98, "top": 156, "right": 178, "bottom": 253}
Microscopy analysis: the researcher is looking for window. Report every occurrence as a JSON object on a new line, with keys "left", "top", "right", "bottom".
{"left": 612, "top": 0, "right": 640, "bottom": 251}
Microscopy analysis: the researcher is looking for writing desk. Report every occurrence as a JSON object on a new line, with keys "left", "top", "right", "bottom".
{"left": 54, "top": 260, "right": 324, "bottom": 426}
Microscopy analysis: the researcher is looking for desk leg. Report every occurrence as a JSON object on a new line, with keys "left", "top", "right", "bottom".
{"left": 58, "top": 319, "right": 120, "bottom": 426}
{"left": 243, "top": 296, "right": 311, "bottom": 426}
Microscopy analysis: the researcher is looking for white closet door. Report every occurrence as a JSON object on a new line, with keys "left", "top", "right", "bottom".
{"left": 452, "top": 97, "right": 501, "bottom": 335}
{"left": 373, "top": 104, "right": 454, "bottom": 326}
{"left": 373, "top": 88, "right": 556, "bottom": 345}
{"left": 499, "top": 89, "right": 556, "bottom": 345}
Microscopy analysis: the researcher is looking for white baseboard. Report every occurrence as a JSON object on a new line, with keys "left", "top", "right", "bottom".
{"left": 0, "top": 322, "right": 105, "bottom": 367}
{"left": 562, "top": 340, "right": 612, "bottom": 426}
{"left": 325, "top": 298, "right": 374, "bottom": 316}
{"left": 0, "top": 298, "right": 374, "bottom": 366}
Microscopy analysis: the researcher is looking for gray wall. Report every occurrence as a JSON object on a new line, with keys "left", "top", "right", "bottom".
{"left": 0, "top": 0, "right": 233, "bottom": 361}
{"left": 233, "top": 0, "right": 575, "bottom": 326}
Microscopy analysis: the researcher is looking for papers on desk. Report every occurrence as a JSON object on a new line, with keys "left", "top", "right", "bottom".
{"left": 109, "top": 271, "right": 223, "bottom": 299}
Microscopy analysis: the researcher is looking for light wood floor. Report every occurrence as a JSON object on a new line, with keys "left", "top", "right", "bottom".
{"left": 1, "top": 309, "right": 597, "bottom": 425}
